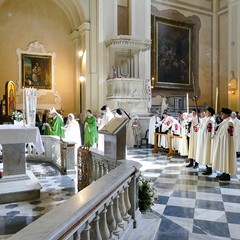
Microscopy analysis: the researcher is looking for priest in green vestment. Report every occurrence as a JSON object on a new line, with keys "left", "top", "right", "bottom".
{"left": 84, "top": 109, "right": 98, "bottom": 147}
{"left": 45, "top": 107, "right": 64, "bottom": 138}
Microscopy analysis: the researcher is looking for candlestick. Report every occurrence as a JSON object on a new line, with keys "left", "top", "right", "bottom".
{"left": 215, "top": 87, "right": 218, "bottom": 113}
{"left": 186, "top": 93, "right": 189, "bottom": 114}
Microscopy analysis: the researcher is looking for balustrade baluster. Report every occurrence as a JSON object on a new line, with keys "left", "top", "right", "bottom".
{"left": 113, "top": 193, "right": 125, "bottom": 229}
{"left": 98, "top": 162, "right": 103, "bottom": 178}
{"left": 80, "top": 222, "right": 91, "bottom": 240}
{"left": 73, "top": 229, "right": 80, "bottom": 240}
{"left": 107, "top": 198, "right": 119, "bottom": 238}
{"left": 99, "top": 205, "right": 110, "bottom": 240}
{"left": 123, "top": 184, "right": 131, "bottom": 222}
{"left": 103, "top": 162, "right": 108, "bottom": 176}
{"left": 119, "top": 189, "right": 128, "bottom": 222}
{"left": 91, "top": 213, "right": 102, "bottom": 240}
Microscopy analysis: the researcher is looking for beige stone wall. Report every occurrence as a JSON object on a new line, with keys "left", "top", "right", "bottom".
{"left": 0, "top": 0, "right": 77, "bottom": 116}
{"left": 151, "top": 0, "right": 214, "bottom": 108}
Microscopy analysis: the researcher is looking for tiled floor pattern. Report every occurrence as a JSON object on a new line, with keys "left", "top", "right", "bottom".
{"left": 127, "top": 147, "right": 240, "bottom": 240}
{"left": 0, "top": 148, "right": 240, "bottom": 240}
{"left": 0, "top": 161, "right": 77, "bottom": 239}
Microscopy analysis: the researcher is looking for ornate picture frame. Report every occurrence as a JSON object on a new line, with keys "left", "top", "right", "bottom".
{"left": 16, "top": 41, "right": 61, "bottom": 107}
{"left": 151, "top": 9, "right": 201, "bottom": 96}
{"left": 21, "top": 54, "right": 52, "bottom": 89}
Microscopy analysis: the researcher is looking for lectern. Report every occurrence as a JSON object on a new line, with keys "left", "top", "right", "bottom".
{"left": 99, "top": 117, "right": 129, "bottom": 160}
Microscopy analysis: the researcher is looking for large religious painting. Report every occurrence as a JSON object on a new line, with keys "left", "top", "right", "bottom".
{"left": 21, "top": 54, "right": 52, "bottom": 89}
{"left": 151, "top": 9, "right": 201, "bottom": 96}
{"left": 157, "top": 21, "right": 190, "bottom": 86}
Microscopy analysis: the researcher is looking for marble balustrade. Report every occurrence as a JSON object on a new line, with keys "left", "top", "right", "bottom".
{"left": 9, "top": 159, "right": 142, "bottom": 240}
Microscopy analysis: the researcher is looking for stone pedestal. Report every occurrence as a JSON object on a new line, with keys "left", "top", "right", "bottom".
{"left": 2, "top": 143, "right": 27, "bottom": 177}
{"left": 0, "top": 125, "right": 44, "bottom": 203}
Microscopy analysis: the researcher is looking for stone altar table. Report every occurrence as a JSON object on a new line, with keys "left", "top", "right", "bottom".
{"left": 0, "top": 125, "right": 44, "bottom": 203}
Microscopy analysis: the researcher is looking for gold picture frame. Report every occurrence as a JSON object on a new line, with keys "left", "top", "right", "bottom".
{"left": 151, "top": 9, "right": 201, "bottom": 96}
{"left": 21, "top": 54, "right": 52, "bottom": 89}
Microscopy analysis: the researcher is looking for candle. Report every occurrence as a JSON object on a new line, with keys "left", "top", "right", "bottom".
{"left": 186, "top": 93, "right": 189, "bottom": 114}
{"left": 23, "top": 88, "right": 25, "bottom": 116}
{"left": 215, "top": 87, "right": 218, "bottom": 113}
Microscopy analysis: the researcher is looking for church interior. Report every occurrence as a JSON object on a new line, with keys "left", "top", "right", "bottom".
{"left": 0, "top": 0, "right": 240, "bottom": 239}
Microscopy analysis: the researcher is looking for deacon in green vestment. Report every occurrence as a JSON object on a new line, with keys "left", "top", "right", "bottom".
{"left": 84, "top": 109, "right": 98, "bottom": 147}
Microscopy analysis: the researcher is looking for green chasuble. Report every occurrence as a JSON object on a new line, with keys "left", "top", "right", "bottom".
{"left": 44, "top": 118, "right": 52, "bottom": 135}
{"left": 84, "top": 115, "right": 98, "bottom": 147}
{"left": 50, "top": 115, "right": 65, "bottom": 138}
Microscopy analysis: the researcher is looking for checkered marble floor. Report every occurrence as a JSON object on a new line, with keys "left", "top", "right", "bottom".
{"left": 127, "top": 147, "right": 240, "bottom": 240}
{"left": 1, "top": 148, "right": 240, "bottom": 240}
{"left": 0, "top": 161, "right": 77, "bottom": 239}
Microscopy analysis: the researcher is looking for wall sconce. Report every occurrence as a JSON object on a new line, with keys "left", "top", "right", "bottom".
{"left": 77, "top": 74, "right": 85, "bottom": 113}
{"left": 151, "top": 77, "right": 155, "bottom": 88}
{"left": 79, "top": 75, "right": 85, "bottom": 82}
{"left": 228, "top": 71, "right": 238, "bottom": 94}
{"left": 78, "top": 50, "right": 83, "bottom": 58}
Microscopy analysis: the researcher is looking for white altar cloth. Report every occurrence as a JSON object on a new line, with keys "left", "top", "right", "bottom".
{"left": 0, "top": 125, "right": 44, "bottom": 154}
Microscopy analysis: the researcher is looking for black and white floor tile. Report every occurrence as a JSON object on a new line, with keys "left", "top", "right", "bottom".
{"left": 0, "top": 148, "right": 240, "bottom": 240}
{"left": 127, "top": 147, "right": 240, "bottom": 240}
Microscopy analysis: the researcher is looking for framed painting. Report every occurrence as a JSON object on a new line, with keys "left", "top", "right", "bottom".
{"left": 157, "top": 21, "right": 190, "bottom": 86}
{"left": 151, "top": 10, "right": 201, "bottom": 95}
{"left": 5, "top": 80, "right": 16, "bottom": 116}
{"left": 21, "top": 54, "right": 52, "bottom": 89}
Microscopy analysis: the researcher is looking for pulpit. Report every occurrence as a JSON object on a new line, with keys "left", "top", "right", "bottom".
{"left": 0, "top": 125, "right": 44, "bottom": 203}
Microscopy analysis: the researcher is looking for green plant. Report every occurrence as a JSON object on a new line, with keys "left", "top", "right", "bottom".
{"left": 11, "top": 111, "right": 24, "bottom": 122}
{"left": 138, "top": 173, "right": 157, "bottom": 212}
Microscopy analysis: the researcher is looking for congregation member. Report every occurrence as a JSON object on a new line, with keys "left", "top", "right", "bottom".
{"left": 84, "top": 109, "right": 98, "bottom": 147}
{"left": 186, "top": 109, "right": 199, "bottom": 168}
{"left": 132, "top": 116, "right": 142, "bottom": 148}
{"left": 212, "top": 108, "right": 236, "bottom": 181}
{"left": 148, "top": 111, "right": 161, "bottom": 148}
{"left": 63, "top": 113, "right": 81, "bottom": 148}
{"left": 195, "top": 107, "right": 215, "bottom": 175}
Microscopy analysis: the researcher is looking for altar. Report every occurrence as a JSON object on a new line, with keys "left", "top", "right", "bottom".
{"left": 0, "top": 125, "right": 44, "bottom": 203}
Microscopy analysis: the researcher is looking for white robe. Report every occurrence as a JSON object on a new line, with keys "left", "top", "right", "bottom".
{"left": 188, "top": 115, "right": 199, "bottom": 159}
{"left": 195, "top": 116, "right": 215, "bottom": 165}
{"left": 98, "top": 108, "right": 115, "bottom": 151}
{"left": 178, "top": 119, "right": 189, "bottom": 157}
{"left": 64, "top": 119, "right": 81, "bottom": 147}
{"left": 171, "top": 118, "right": 181, "bottom": 151}
{"left": 212, "top": 117, "right": 236, "bottom": 174}
{"left": 148, "top": 115, "right": 161, "bottom": 145}
{"left": 232, "top": 117, "right": 240, "bottom": 152}
{"left": 159, "top": 116, "right": 173, "bottom": 148}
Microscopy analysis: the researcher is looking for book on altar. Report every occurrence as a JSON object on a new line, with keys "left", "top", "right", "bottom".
{"left": 99, "top": 117, "right": 129, "bottom": 135}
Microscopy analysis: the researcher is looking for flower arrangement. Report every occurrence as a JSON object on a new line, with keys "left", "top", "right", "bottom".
{"left": 11, "top": 111, "right": 24, "bottom": 122}
{"left": 138, "top": 173, "right": 157, "bottom": 212}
